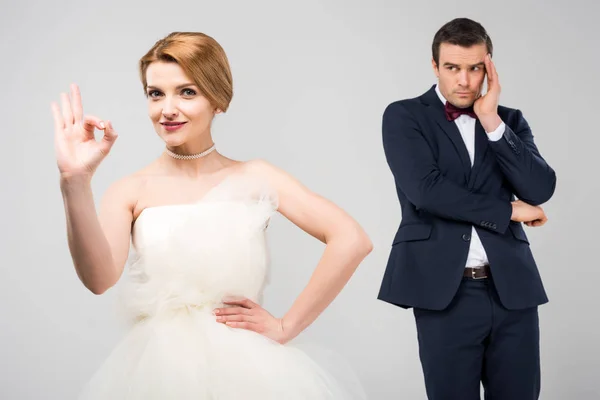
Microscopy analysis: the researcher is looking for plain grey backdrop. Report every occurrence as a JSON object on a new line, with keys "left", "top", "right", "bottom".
{"left": 1, "top": 0, "right": 598, "bottom": 398}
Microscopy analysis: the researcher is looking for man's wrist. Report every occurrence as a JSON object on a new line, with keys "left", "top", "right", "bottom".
{"left": 510, "top": 201, "right": 517, "bottom": 221}
{"left": 480, "top": 114, "right": 503, "bottom": 133}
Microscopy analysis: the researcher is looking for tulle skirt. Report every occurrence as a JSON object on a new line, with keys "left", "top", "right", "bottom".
{"left": 77, "top": 308, "right": 366, "bottom": 399}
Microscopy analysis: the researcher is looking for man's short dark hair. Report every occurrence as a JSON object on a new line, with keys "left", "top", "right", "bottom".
{"left": 432, "top": 18, "right": 493, "bottom": 66}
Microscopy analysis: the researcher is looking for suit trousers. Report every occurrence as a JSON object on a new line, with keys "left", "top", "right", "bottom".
{"left": 413, "top": 275, "right": 541, "bottom": 399}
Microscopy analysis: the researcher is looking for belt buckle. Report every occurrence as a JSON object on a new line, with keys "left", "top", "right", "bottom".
{"left": 471, "top": 267, "right": 487, "bottom": 280}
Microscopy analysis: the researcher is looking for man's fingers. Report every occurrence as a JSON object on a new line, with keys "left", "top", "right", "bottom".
{"left": 486, "top": 54, "right": 500, "bottom": 91}
{"left": 525, "top": 217, "right": 547, "bottom": 227}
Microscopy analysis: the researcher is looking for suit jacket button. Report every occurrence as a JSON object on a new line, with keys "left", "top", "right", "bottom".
{"left": 462, "top": 234, "right": 471, "bottom": 241}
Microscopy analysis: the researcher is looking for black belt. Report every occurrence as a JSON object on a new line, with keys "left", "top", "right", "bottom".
{"left": 463, "top": 265, "right": 490, "bottom": 279}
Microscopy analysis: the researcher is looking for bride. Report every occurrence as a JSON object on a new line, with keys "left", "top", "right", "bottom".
{"left": 52, "top": 31, "right": 373, "bottom": 399}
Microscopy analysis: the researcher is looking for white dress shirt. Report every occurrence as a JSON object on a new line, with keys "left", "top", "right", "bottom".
{"left": 434, "top": 84, "right": 505, "bottom": 268}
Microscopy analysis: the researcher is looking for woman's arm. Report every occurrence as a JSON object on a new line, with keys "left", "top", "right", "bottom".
{"left": 52, "top": 84, "right": 133, "bottom": 295}
{"left": 215, "top": 160, "right": 372, "bottom": 343}
{"left": 61, "top": 175, "right": 136, "bottom": 294}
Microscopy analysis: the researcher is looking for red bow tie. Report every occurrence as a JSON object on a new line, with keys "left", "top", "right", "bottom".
{"left": 444, "top": 102, "right": 477, "bottom": 121}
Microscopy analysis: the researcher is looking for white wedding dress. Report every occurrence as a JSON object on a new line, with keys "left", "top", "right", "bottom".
{"left": 77, "top": 174, "right": 366, "bottom": 399}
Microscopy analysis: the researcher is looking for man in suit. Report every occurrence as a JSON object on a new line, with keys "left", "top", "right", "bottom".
{"left": 378, "top": 18, "right": 556, "bottom": 399}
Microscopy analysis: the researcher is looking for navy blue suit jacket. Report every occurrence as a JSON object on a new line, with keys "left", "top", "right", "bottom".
{"left": 377, "top": 85, "right": 557, "bottom": 311}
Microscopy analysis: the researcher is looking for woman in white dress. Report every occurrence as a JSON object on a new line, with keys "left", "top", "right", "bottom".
{"left": 52, "top": 31, "right": 373, "bottom": 399}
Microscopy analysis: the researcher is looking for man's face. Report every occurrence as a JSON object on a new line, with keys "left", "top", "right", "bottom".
{"left": 432, "top": 42, "right": 488, "bottom": 108}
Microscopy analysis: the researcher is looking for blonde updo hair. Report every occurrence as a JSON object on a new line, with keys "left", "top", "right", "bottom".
{"left": 139, "top": 32, "right": 233, "bottom": 112}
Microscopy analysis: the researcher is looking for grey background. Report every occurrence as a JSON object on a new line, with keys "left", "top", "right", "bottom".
{"left": 1, "top": 0, "right": 598, "bottom": 398}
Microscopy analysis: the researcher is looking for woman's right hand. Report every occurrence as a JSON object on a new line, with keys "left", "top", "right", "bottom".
{"left": 51, "top": 84, "right": 118, "bottom": 179}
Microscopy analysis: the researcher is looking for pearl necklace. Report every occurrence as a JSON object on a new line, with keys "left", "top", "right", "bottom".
{"left": 165, "top": 144, "right": 216, "bottom": 160}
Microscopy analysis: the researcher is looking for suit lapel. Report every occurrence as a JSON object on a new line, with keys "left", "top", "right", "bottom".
{"left": 421, "top": 86, "right": 471, "bottom": 182}
{"left": 468, "top": 120, "right": 490, "bottom": 188}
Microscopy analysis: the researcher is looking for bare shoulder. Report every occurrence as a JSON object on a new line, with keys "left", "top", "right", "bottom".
{"left": 241, "top": 158, "right": 296, "bottom": 185}
{"left": 241, "top": 159, "right": 362, "bottom": 244}
{"left": 100, "top": 168, "right": 151, "bottom": 215}
{"left": 241, "top": 158, "right": 322, "bottom": 212}
{"left": 240, "top": 158, "right": 309, "bottom": 197}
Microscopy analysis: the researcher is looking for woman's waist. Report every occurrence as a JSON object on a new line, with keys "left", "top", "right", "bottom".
{"left": 118, "top": 288, "right": 260, "bottom": 320}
